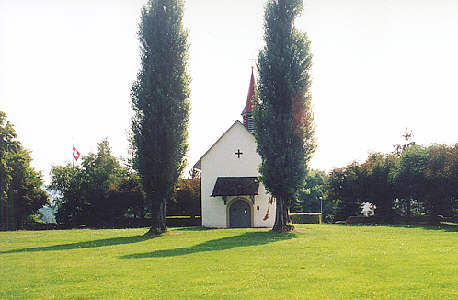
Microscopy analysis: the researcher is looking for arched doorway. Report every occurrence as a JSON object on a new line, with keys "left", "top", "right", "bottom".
{"left": 229, "top": 199, "right": 251, "bottom": 228}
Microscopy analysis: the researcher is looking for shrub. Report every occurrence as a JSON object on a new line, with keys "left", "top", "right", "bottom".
{"left": 166, "top": 216, "right": 201, "bottom": 227}
{"left": 290, "top": 213, "right": 321, "bottom": 224}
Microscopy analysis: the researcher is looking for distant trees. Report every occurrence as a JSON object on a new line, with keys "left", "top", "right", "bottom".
{"left": 50, "top": 140, "right": 140, "bottom": 227}
{"left": 107, "top": 173, "right": 145, "bottom": 222}
{"left": 6, "top": 148, "right": 48, "bottom": 229}
{"left": 79, "top": 140, "right": 127, "bottom": 224}
{"left": 0, "top": 111, "right": 15, "bottom": 230}
{"left": 292, "top": 169, "right": 337, "bottom": 223}
{"left": 254, "top": 0, "right": 315, "bottom": 232}
{"left": 49, "top": 163, "right": 85, "bottom": 226}
{"left": 49, "top": 139, "right": 200, "bottom": 228}
{"left": 328, "top": 163, "right": 363, "bottom": 222}
{"left": 422, "top": 145, "right": 454, "bottom": 216}
{"left": 360, "top": 153, "right": 397, "bottom": 219}
{"left": 168, "top": 177, "right": 200, "bottom": 219}
{"left": 294, "top": 169, "right": 326, "bottom": 213}
{"left": 327, "top": 143, "right": 458, "bottom": 222}
{"left": 0, "top": 111, "right": 48, "bottom": 230}
{"left": 393, "top": 145, "right": 428, "bottom": 216}
{"left": 131, "top": 0, "right": 191, "bottom": 235}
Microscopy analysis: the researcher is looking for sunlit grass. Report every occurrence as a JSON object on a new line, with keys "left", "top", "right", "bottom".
{"left": 0, "top": 224, "right": 456, "bottom": 299}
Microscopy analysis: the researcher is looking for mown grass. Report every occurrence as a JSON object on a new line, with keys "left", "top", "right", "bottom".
{"left": 0, "top": 224, "right": 456, "bottom": 299}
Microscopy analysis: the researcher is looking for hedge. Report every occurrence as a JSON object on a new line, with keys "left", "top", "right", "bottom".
{"left": 290, "top": 213, "right": 322, "bottom": 224}
{"left": 21, "top": 216, "right": 203, "bottom": 230}
{"left": 166, "top": 216, "right": 201, "bottom": 227}
{"left": 117, "top": 216, "right": 201, "bottom": 228}
{"left": 346, "top": 215, "right": 458, "bottom": 225}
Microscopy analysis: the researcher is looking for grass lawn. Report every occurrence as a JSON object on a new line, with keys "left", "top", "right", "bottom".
{"left": 0, "top": 224, "right": 457, "bottom": 299}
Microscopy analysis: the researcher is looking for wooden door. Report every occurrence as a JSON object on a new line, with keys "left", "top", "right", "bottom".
{"left": 229, "top": 200, "right": 251, "bottom": 228}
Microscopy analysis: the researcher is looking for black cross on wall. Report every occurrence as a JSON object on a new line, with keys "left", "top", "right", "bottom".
{"left": 235, "top": 149, "right": 243, "bottom": 158}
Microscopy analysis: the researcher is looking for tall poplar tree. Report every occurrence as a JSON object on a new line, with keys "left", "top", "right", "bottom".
{"left": 254, "top": 0, "right": 315, "bottom": 232}
{"left": 131, "top": 0, "right": 190, "bottom": 235}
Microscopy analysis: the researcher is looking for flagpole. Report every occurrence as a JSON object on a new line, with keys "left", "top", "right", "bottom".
{"left": 72, "top": 136, "right": 75, "bottom": 169}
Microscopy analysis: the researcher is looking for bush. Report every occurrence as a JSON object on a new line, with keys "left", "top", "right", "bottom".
{"left": 290, "top": 213, "right": 321, "bottom": 224}
{"left": 166, "top": 216, "right": 201, "bottom": 227}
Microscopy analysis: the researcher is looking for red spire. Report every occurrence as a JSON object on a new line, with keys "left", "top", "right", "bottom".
{"left": 242, "top": 67, "right": 256, "bottom": 115}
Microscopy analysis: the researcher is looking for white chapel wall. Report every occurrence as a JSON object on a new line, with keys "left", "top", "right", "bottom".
{"left": 200, "top": 121, "right": 275, "bottom": 228}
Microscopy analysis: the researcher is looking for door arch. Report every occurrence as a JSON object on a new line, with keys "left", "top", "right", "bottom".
{"left": 227, "top": 198, "right": 253, "bottom": 228}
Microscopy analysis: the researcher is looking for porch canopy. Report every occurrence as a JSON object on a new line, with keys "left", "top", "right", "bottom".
{"left": 211, "top": 177, "right": 259, "bottom": 197}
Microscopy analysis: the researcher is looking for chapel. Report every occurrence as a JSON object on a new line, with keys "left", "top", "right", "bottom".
{"left": 193, "top": 69, "right": 276, "bottom": 228}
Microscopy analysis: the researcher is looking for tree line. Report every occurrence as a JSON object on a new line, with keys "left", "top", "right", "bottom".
{"left": 328, "top": 143, "right": 458, "bottom": 222}
{"left": 6, "top": 0, "right": 456, "bottom": 233}
{"left": 49, "top": 139, "right": 200, "bottom": 228}
{"left": 0, "top": 111, "right": 48, "bottom": 230}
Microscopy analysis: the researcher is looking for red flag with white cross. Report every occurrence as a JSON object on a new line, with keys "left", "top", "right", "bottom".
{"left": 73, "top": 146, "right": 80, "bottom": 161}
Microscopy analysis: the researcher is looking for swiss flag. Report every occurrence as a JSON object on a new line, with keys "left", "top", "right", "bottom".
{"left": 73, "top": 146, "right": 80, "bottom": 161}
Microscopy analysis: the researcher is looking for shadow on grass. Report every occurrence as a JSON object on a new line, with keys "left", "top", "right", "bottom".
{"left": 0, "top": 235, "right": 151, "bottom": 254}
{"left": 119, "top": 231, "right": 296, "bottom": 259}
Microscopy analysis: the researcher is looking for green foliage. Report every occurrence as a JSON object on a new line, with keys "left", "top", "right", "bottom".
{"left": 327, "top": 142, "right": 458, "bottom": 222}
{"left": 423, "top": 144, "right": 456, "bottom": 216}
{"left": 360, "top": 153, "right": 397, "bottom": 219}
{"left": 392, "top": 144, "right": 429, "bottom": 215}
{"left": 294, "top": 169, "right": 326, "bottom": 211}
{"left": 168, "top": 177, "right": 200, "bottom": 218}
{"left": 49, "top": 138, "right": 201, "bottom": 228}
{"left": 328, "top": 162, "right": 363, "bottom": 221}
{"left": 254, "top": 0, "right": 315, "bottom": 232}
{"left": 131, "top": 0, "right": 190, "bottom": 235}
{"left": 49, "top": 163, "right": 85, "bottom": 226}
{"left": 0, "top": 111, "right": 48, "bottom": 230}
{"left": 50, "top": 139, "right": 140, "bottom": 227}
{"left": 80, "top": 139, "right": 126, "bottom": 224}
{"left": 165, "top": 215, "right": 200, "bottom": 227}
{"left": 6, "top": 148, "right": 48, "bottom": 229}
{"left": 107, "top": 172, "right": 145, "bottom": 222}
{"left": 450, "top": 144, "right": 458, "bottom": 203}
{"left": 290, "top": 212, "right": 321, "bottom": 224}
{"left": 0, "top": 111, "right": 16, "bottom": 230}
{"left": 293, "top": 169, "right": 337, "bottom": 222}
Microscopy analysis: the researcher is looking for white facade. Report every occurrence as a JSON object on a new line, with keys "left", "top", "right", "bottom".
{"left": 195, "top": 121, "right": 275, "bottom": 228}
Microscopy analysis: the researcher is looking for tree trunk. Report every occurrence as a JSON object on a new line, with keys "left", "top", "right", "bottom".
{"left": 272, "top": 197, "right": 294, "bottom": 233}
{"left": 145, "top": 198, "right": 167, "bottom": 236}
{"left": 8, "top": 196, "right": 15, "bottom": 231}
{"left": 0, "top": 199, "right": 6, "bottom": 231}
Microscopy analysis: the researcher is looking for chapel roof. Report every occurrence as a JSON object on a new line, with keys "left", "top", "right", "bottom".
{"left": 211, "top": 177, "right": 259, "bottom": 197}
{"left": 241, "top": 67, "right": 256, "bottom": 115}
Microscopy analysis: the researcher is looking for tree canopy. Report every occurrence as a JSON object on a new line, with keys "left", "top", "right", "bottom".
{"left": 50, "top": 139, "right": 141, "bottom": 227}
{"left": 0, "top": 111, "right": 48, "bottom": 230}
{"left": 327, "top": 143, "right": 458, "bottom": 222}
{"left": 131, "top": 0, "right": 190, "bottom": 235}
{"left": 254, "top": 0, "right": 315, "bottom": 232}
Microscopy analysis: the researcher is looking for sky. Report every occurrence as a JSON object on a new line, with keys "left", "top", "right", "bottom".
{"left": 1, "top": 0, "right": 458, "bottom": 184}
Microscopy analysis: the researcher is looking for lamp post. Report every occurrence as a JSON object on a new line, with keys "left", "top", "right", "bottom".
{"left": 319, "top": 196, "right": 323, "bottom": 224}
